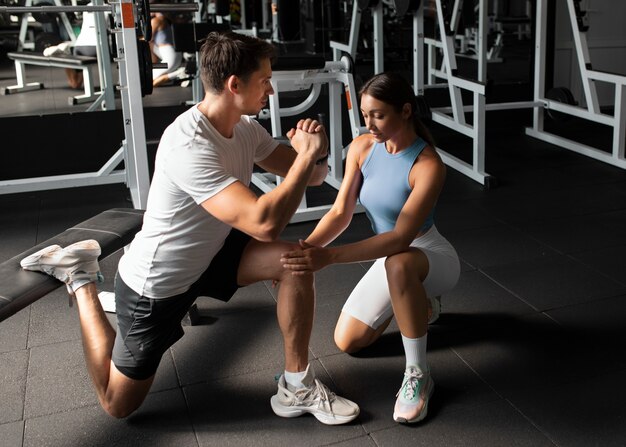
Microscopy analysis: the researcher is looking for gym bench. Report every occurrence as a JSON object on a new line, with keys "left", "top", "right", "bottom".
{"left": 3, "top": 51, "right": 100, "bottom": 105}
{"left": 0, "top": 208, "right": 145, "bottom": 323}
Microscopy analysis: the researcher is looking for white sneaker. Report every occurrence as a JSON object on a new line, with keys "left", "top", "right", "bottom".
{"left": 393, "top": 365, "right": 434, "bottom": 424}
{"left": 42, "top": 42, "right": 71, "bottom": 57}
{"left": 20, "top": 240, "right": 103, "bottom": 298}
{"left": 270, "top": 364, "right": 360, "bottom": 425}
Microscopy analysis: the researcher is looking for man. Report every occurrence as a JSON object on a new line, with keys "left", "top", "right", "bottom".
{"left": 20, "top": 31, "right": 359, "bottom": 425}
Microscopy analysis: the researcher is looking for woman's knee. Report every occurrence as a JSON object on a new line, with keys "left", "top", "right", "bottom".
{"left": 334, "top": 331, "right": 363, "bottom": 354}
{"left": 334, "top": 313, "right": 385, "bottom": 354}
{"left": 384, "top": 254, "right": 411, "bottom": 285}
{"left": 384, "top": 251, "right": 428, "bottom": 286}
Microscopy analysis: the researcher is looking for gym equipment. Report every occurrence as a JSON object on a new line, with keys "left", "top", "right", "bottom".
{"left": 15, "top": 0, "right": 77, "bottom": 51}
{"left": 545, "top": 86, "right": 576, "bottom": 121}
{"left": 1, "top": 0, "right": 149, "bottom": 208}
{"left": 0, "top": 0, "right": 198, "bottom": 208}
{"left": 3, "top": 0, "right": 116, "bottom": 111}
{"left": 5, "top": 51, "right": 101, "bottom": 105}
{"left": 525, "top": 0, "right": 626, "bottom": 170}
{"left": 0, "top": 208, "right": 145, "bottom": 323}
{"left": 415, "top": 0, "right": 496, "bottom": 187}
{"left": 415, "top": 0, "right": 626, "bottom": 188}
{"left": 329, "top": 0, "right": 384, "bottom": 74}
{"left": 330, "top": 0, "right": 422, "bottom": 75}
{"left": 136, "top": 38, "right": 153, "bottom": 96}
{"left": 136, "top": 0, "right": 151, "bottom": 41}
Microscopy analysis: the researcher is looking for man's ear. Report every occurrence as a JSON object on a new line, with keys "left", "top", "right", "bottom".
{"left": 226, "top": 75, "right": 239, "bottom": 94}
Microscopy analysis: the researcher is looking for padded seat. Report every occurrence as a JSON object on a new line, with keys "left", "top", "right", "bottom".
{"left": 0, "top": 208, "right": 145, "bottom": 322}
{"left": 7, "top": 51, "right": 98, "bottom": 66}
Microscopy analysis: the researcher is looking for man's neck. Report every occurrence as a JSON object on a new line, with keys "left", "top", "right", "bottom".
{"left": 197, "top": 94, "right": 240, "bottom": 139}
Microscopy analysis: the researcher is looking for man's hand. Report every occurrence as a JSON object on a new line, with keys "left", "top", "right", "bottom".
{"left": 286, "top": 118, "right": 329, "bottom": 160}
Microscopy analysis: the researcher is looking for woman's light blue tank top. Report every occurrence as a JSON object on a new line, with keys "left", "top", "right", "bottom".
{"left": 359, "top": 138, "right": 435, "bottom": 235}
{"left": 154, "top": 25, "right": 174, "bottom": 46}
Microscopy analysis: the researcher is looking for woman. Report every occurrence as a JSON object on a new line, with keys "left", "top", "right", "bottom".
{"left": 280, "top": 72, "right": 460, "bottom": 424}
{"left": 149, "top": 10, "right": 183, "bottom": 87}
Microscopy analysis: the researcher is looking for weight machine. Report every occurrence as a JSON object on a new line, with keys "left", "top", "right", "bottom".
{"left": 5, "top": 0, "right": 116, "bottom": 111}
{"left": 415, "top": 0, "right": 495, "bottom": 186}
{"left": 16, "top": 0, "right": 77, "bottom": 51}
{"left": 0, "top": 1, "right": 198, "bottom": 208}
{"left": 330, "top": 0, "right": 385, "bottom": 74}
{"left": 415, "top": 0, "right": 625, "bottom": 187}
{"left": 525, "top": 0, "right": 626, "bottom": 170}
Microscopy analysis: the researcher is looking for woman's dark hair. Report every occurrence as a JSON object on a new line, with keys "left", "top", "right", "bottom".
{"left": 359, "top": 72, "right": 435, "bottom": 148}
{"left": 199, "top": 31, "right": 276, "bottom": 94}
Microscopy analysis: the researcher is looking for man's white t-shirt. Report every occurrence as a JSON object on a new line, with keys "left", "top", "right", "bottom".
{"left": 118, "top": 105, "right": 278, "bottom": 299}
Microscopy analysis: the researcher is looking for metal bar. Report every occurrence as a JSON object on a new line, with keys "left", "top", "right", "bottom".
{"left": 0, "top": 3, "right": 197, "bottom": 12}
{"left": 526, "top": 128, "right": 626, "bottom": 169}
{"left": 372, "top": 1, "right": 384, "bottom": 74}
{"left": 532, "top": 0, "right": 547, "bottom": 132}
{"left": 613, "top": 83, "right": 626, "bottom": 160}
{"left": 413, "top": 4, "right": 424, "bottom": 95}
{"left": 435, "top": 101, "right": 543, "bottom": 113}
{"left": 566, "top": 0, "right": 600, "bottom": 114}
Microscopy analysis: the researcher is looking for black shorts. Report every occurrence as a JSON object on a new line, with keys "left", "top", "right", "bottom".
{"left": 112, "top": 229, "right": 251, "bottom": 380}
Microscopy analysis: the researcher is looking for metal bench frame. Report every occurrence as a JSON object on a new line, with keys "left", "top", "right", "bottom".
{"left": 4, "top": 51, "right": 100, "bottom": 106}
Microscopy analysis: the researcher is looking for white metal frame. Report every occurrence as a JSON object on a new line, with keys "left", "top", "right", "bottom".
{"left": 4, "top": 54, "right": 100, "bottom": 104}
{"left": 525, "top": 0, "right": 626, "bottom": 169}
{"left": 330, "top": 0, "right": 385, "bottom": 74}
{"left": 5, "top": 0, "right": 115, "bottom": 110}
{"left": 416, "top": 0, "right": 497, "bottom": 186}
{"left": 17, "top": 0, "right": 77, "bottom": 51}
{"left": 0, "top": 0, "right": 151, "bottom": 209}
{"left": 414, "top": 0, "right": 626, "bottom": 187}
{"left": 253, "top": 58, "right": 366, "bottom": 223}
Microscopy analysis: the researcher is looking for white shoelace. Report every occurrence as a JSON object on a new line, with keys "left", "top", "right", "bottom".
{"left": 397, "top": 369, "right": 424, "bottom": 401}
{"left": 295, "top": 379, "right": 336, "bottom": 414}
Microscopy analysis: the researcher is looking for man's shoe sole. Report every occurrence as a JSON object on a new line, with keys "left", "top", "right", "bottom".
{"left": 270, "top": 396, "right": 359, "bottom": 425}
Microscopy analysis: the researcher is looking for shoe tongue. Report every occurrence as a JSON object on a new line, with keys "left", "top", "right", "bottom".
{"left": 300, "top": 364, "right": 315, "bottom": 387}
{"left": 407, "top": 364, "right": 427, "bottom": 375}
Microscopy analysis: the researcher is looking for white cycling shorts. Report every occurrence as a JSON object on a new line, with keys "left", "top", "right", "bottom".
{"left": 342, "top": 225, "right": 460, "bottom": 329}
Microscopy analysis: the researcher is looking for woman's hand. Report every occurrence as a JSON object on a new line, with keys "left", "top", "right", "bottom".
{"left": 281, "top": 240, "right": 332, "bottom": 275}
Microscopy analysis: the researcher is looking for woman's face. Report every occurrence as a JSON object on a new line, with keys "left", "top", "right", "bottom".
{"left": 360, "top": 93, "right": 409, "bottom": 143}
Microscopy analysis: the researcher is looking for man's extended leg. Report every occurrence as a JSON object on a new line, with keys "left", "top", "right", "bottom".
{"left": 21, "top": 241, "right": 154, "bottom": 418}
{"left": 237, "top": 239, "right": 314, "bottom": 373}
{"left": 236, "top": 238, "right": 359, "bottom": 425}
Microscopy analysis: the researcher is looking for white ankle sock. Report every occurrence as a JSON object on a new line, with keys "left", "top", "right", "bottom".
{"left": 68, "top": 271, "right": 103, "bottom": 293}
{"left": 402, "top": 333, "right": 428, "bottom": 372}
{"left": 284, "top": 369, "right": 308, "bottom": 390}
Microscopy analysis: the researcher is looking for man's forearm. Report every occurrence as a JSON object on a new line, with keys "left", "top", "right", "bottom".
{"left": 256, "top": 151, "right": 318, "bottom": 239}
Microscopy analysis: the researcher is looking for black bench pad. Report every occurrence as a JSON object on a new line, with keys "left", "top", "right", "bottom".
{"left": 0, "top": 208, "right": 145, "bottom": 323}
{"left": 7, "top": 51, "right": 98, "bottom": 66}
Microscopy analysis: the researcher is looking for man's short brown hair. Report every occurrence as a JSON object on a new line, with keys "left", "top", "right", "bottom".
{"left": 199, "top": 31, "right": 276, "bottom": 94}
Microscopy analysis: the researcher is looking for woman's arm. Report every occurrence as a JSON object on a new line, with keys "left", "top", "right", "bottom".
{"left": 282, "top": 147, "right": 446, "bottom": 273}
{"left": 304, "top": 135, "right": 370, "bottom": 247}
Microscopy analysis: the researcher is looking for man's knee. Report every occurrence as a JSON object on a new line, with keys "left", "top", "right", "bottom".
{"left": 102, "top": 400, "right": 141, "bottom": 419}
{"left": 277, "top": 241, "right": 315, "bottom": 285}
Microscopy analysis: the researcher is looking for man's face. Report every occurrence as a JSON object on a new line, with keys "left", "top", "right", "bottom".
{"left": 236, "top": 58, "right": 274, "bottom": 115}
